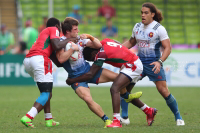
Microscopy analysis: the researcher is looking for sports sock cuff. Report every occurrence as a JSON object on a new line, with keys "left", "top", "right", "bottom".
{"left": 165, "top": 94, "right": 175, "bottom": 104}
{"left": 45, "top": 113, "right": 53, "bottom": 119}
{"left": 101, "top": 114, "right": 109, "bottom": 121}
{"left": 140, "top": 104, "right": 149, "bottom": 111}
{"left": 120, "top": 92, "right": 130, "bottom": 99}
{"left": 27, "top": 107, "right": 38, "bottom": 118}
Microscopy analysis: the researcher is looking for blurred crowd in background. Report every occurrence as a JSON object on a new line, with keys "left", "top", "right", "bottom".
{"left": 0, "top": 0, "right": 199, "bottom": 55}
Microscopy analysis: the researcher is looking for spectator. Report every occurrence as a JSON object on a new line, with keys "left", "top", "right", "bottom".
{"left": 101, "top": 18, "right": 118, "bottom": 38}
{"left": 12, "top": 41, "right": 27, "bottom": 55}
{"left": 67, "top": 5, "right": 84, "bottom": 24}
{"left": 38, "top": 16, "right": 48, "bottom": 33}
{"left": 97, "top": 0, "right": 116, "bottom": 19}
{"left": 0, "top": 24, "right": 15, "bottom": 55}
{"left": 23, "top": 19, "right": 38, "bottom": 50}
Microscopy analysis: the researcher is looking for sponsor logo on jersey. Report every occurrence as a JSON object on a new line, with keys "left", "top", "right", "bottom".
{"left": 149, "top": 32, "right": 154, "bottom": 38}
{"left": 138, "top": 40, "right": 150, "bottom": 47}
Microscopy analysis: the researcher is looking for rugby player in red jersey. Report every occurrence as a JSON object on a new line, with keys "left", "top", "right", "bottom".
{"left": 66, "top": 38, "right": 156, "bottom": 128}
{"left": 20, "top": 17, "right": 79, "bottom": 128}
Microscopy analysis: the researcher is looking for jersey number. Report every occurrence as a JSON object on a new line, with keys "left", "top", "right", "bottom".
{"left": 107, "top": 42, "right": 122, "bottom": 48}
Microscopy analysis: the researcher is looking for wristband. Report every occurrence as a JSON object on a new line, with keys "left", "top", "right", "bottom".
{"left": 85, "top": 34, "right": 94, "bottom": 41}
{"left": 158, "top": 59, "right": 163, "bottom": 66}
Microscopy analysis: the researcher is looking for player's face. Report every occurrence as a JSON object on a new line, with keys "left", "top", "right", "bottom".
{"left": 141, "top": 7, "right": 154, "bottom": 25}
{"left": 69, "top": 25, "right": 79, "bottom": 38}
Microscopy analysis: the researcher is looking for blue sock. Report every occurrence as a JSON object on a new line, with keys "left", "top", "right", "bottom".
{"left": 120, "top": 97, "right": 129, "bottom": 118}
{"left": 165, "top": 94, "right": 182, "bottom": 120}
{"left": 120, "top": 92, "right": 129, "bottom": 99}
{"left": 101, "top": 114, "right": 109, "bottom": 121}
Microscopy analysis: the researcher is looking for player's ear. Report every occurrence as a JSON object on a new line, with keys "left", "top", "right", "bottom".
{"left": 151, "top": 12, "right": 155, "bottom": 18}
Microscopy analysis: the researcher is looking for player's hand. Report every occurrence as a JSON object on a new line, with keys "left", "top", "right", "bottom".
{"left": 80, "top": 34, "right": 87, "bottom": 40}
{"left": 66, "top": 78, "right": 74, "bottom": 85}
{"left": 150, "top": 61, "right": 161, "bottom": 74}
{"left": 80, "top": 34, "right": 94, "bottom": 41}
{"left": 71, "top": 42, "right": 79, "bottom": 51}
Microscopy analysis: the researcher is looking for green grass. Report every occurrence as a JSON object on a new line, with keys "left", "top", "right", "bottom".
{"left": 0, "top": 86, "right": 199, "bottom": 133}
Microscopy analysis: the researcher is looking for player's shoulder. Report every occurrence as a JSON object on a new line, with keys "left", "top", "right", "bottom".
{"left": 60, "top": 36, "right": 66, "bottom": 41}
{"left": 156, "top": 24, "right": 167, "bottom": 32}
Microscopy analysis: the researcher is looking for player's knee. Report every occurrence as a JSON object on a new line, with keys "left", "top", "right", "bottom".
{"left": 36, "top": 92, "right": 50, "bottom": 106}
{"left": 157, "top": 86, "right": 169, "bottom": 97}
{"left": 110, "top": 85, "right": 118, "bottom": 94}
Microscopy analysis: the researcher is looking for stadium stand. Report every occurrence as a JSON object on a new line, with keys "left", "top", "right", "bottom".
{"left": 19, "top": 0, "right": 200, "bottom": 44}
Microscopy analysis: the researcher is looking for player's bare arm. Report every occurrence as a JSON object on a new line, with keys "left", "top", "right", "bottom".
{"left": 150, "top": 39, "right": 171, "bottom": 74}
{"left": 51, "top": 37, "right": 78, "bottom": 51}
{"left": 50, "top": 52, "right": 63, "bottom": 67}
{"left": 160, "top": 39, "right": 171, "bottom": 62}
{"left": 56, "top": 43, "right": 79, "bottom": 64}
{"left": 122, "top": 37, "right": 137, "bottom": 49}
{"left": 80, "top": 34, "right": 102, "bottom": 49}
{"left": 66, "top": 64, "right": 102, "bottom": 85}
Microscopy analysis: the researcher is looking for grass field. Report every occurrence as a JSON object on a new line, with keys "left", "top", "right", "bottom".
{"left": 0, "top": 86, "right": 199, "bottom": 133}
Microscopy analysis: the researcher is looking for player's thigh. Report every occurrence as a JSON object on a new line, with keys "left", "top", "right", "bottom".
{"left": 111, "top": 73, "right": 131, "bottom": 92}
{"left": 30, "top": 56, "right": 53, "bottom": 82}
{"left": 99, "top": 68, "right": 118, "bottom": 83}
{"left": 75, "top": 86, "right": 92, "bottom": 101}
{"left": 144, "top": 64, "right": 166, "bottom": 81}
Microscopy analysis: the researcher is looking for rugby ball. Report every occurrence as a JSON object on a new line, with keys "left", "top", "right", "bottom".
{"left": 65, "top": 42, "right": 79, "bottom": 61}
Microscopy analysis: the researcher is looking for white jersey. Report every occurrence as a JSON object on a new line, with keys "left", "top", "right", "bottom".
{"left": 132, "top": 20, "right": 169, "bottom": 64}
{"left": 60, "top": 36, "right": 91, "bottom": 78}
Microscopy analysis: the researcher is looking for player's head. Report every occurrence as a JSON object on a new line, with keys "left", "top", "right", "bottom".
{"left": 61, "top": 17, "right": 79, "bottom": 38}
{"left": 141, "top": 2, "right": 163, "bottom": 25}
{"left": 46, "top": 17, "right": 61, "bottom": 32}
{"left": 83, "top": 47, "right": 99, "bottom": 61}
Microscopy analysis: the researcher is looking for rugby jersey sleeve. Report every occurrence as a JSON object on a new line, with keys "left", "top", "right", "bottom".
{"left": 131, "top": 23, "right": 138, "bottom": 38}
{"left": 49, "top": 27, "right": 60, "bottom": 39}
{"left": 93, "top": 50, "right": 106, "bottom": 67}
{"left": 157, "top": 26, "right": 169, "bottom": 41}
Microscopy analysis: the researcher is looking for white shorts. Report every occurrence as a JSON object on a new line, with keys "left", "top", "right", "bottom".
{"left": 23, "top": 55, "right": 53, "bottom": 82}
{"left": 120, "top": 58, "right": 143, "bottom": 83}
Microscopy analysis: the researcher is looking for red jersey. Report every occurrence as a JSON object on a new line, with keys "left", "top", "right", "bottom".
{"left": 94, "top": 38, "right": 138, "bottom": 68}
{"left": 26, "top": 27, "right": 60, "bottom": 58}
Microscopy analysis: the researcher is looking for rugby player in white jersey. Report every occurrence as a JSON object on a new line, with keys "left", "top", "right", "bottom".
{"left": 122, "top": 2, "right": 185, "bottom": 126}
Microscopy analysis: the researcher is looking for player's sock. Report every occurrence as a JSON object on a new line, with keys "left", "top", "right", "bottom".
{"left": 45, "top": 113, "right": 53, "bottom": 120}
{"left": 140, "top": 104, "right": 150, "bottom": 114}
{"left": 120, "top": 92, "right": 129, "bottom": 99}
{"left": 165, "top": 94, "right": 182, "bottom": 120}
{"left": 101, "top": 114, "right": 109, "bottom": 121}
{"left": 120, "top": 97, "right": 129, "bottom": 118}
{"left": 27, "top": 107, "right": 38, "bottom": 119}
{"left": 113, "top": 113, "right": 121, "bottom": 121}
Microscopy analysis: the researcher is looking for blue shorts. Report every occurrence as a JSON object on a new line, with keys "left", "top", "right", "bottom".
{"left": 141, "top": 64, "right": 166, "bottom": 81}
{"left": 71, "top": 68, "right": 103, "bottom": 90}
